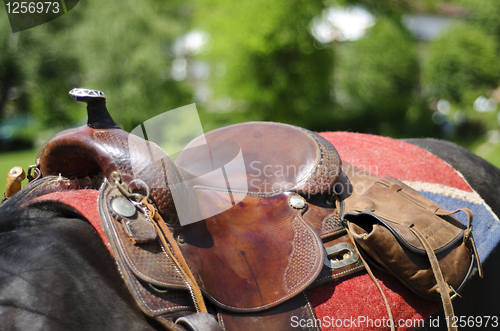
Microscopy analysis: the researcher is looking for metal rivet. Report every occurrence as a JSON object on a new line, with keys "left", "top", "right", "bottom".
{"left": 177, "top": 234, "right": 185, "bottom": 244}
{"left": 326, "top": 194, "right": 337, "bottom": 206}
{"left": 289, "top": 195, "right": 306, "bottom": 209}
{"left": 111, "top": 196, "right": 137, "bottom": 218}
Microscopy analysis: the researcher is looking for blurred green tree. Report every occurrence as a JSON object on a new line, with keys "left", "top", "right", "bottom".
{"left": 423, "top": 22, "right": 499, "bottom": 105}
{"left": 0, "top": 18, "right": 26, "bottom": 119}
{"left": 334, "top": 17, "right": 423, "bottom": 136}
{"left": 66, "top": 0, "right": 193, "bottom": 131}
{"left": 192, "top": 0, "right": 336, "bottom": 132}
{"left": 457, "top": 0, "right": 500, "bottom": 43}
{"left": 2, "top": 0, "right": 193, "bottom": 131}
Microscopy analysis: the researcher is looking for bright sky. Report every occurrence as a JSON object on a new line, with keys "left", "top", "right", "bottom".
{"left": 310, "top": 6, "right": 375, "bottom": 43}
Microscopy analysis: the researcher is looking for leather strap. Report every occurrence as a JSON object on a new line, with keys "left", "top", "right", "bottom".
{"left": 217, "top": 293, "right": 320, "bottom": 331}
{"left": 436, "top": 207, "right": 483, "bottom": 278}
{"left": 346, "top": 226, "right": 395, "bottom": 331}
{"left": 409, "top": 225, "right": 456, "bottom": 331}
{"left": 143, "top": 198, "right": 208, "bottom": 314}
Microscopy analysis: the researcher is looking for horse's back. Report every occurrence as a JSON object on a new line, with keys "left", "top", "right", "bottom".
{"left": 405, "top": 138, "right": 500, "bottom": 327}
{"left": 0, "top": 203, "right": 158, "bottom": 331}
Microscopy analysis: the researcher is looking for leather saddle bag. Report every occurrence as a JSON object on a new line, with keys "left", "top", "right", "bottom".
{"left": 337, "top": 163, "right": 482, "bottom": 328}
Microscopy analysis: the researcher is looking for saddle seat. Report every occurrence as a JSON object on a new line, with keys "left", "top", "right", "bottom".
{"left": 172, "top": 122, "right": 347, "bottom": 310}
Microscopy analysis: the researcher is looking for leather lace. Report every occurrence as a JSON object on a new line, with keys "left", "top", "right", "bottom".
{"left": 142, "top": 198, "right": 208, "bottom": 314}
{"left": 346, "top": 226, "right": 396, "bottom": 331}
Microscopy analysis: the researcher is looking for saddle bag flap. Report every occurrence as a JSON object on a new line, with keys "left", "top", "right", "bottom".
{"left": 341, "top": 165, "right": 476, "bottom": 300}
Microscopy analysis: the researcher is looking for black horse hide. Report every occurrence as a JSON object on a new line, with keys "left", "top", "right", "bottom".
{"left": 0, "top": 200, "right": 160, "bottom": 330}
{"left": 407, "top": 139, "right": 500, "bottom": 331}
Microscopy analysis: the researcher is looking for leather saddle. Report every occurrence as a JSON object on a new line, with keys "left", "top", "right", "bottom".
{"left": 13, "top": 89, "right": 480, "bottom": 331}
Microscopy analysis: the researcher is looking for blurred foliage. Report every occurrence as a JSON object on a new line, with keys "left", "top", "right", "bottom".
{"left": 456, "top": 0, "right": 500, "bottom": 42}
{"left": 0, "top": 0, "right": 500, "bottom": 168}
{"left": 1, "top": 0, "right": 193, "bottom": 132}
{"left": 0, "top": 18, "right": 27, "bottom": 118}
{"left": 66, "top": 0, "right": 194, "bottom": 130}
{"left": 335, "top": 18, "right": 427, "bottom": 136}
{"left": 423, "top": 23, "right": 499, "bottom": 104}
{"left": 192, "top": 0, "right": 336, "bottom": 131}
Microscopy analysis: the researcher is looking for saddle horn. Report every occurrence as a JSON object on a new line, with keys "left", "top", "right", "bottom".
{"left": 35, "top": 88, "right": 186, "bottom": 224}
{"left": 69, "top": 88, "right": 119, "bottom": 129}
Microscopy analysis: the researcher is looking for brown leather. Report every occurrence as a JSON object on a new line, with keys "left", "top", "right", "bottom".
{"left": 99, "top": 180, "right": 196, "bottom": 329}
{"left": 144, "top": 198, "right": 208, "bottom": 313}
{"left": 32, "top": 118, "right": 360, "bottom": 329}
{"left": 37, "top": 125, "right": 186, "bottom": 224}
{"left": 310, "top": 234, "right": 365, "bottom": 288}
{"left": 99, "top": 182, "right": 188, "bottom": 289}
{"left": 175, "top": 122, "right": 342, "bottom": 197}
{"left": 172, "top": 122, "right": 358, "bottom": 311}
{"left": 339, "top": 163, "right": 476, "bottom": 300}
{"left": 217, "top": 293, "right": 320, "bottom": 331}
{"left": 173, "top": 191, "right": 325, "bottom": 311}
{"left": 29, "top": 112, "right": 480, "bottom": 331}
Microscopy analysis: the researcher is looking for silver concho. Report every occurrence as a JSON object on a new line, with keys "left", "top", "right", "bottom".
{"left": 111, "top": 196, "right": 137, "bottom": 218}
{"left": 289, "top": 194, "right": 306, "bottom": 209}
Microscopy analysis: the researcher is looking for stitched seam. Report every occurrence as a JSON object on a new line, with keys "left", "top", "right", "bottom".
{"left": 218, "top": 312, "right": 226, "bottom": 331}
{"left": 194, "top": 185, "right": 282, "bottom": 197}
{"left": 303, "top": 292, "right": 321, "bottom": 331}
{"left": 423, "top": 223, "right": 448, "bottom": 240}
{"left": 312, "top": 264, "right": 365, "bottom": 283}
{"left": 102, "top": 185, "right": 187, "bottom": 289}
{"left": 289, "top": 127, "right": 325, "bottom": 192}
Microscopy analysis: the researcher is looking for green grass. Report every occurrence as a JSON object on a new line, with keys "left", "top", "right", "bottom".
{"left": 474, "top": 143, "right": 500, "bottom": 170}
{"left": 0, "top": 149, "right": 38, "bottom": 196}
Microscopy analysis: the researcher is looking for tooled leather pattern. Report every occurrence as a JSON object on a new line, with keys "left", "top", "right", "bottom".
{"left": 100, "top": 183, "right": 195, "bottom": 322}
{"left": 93, "top": 130, "right": 184, "bottom": 224}
{"left": 321, "top": 212, "right": 343, "bottom": 237}
{"left": 283, "top": 214, "right": 324, "bottom": 293}
{"left": 102, "top": 183, "right": 188, "bottom": 288}
{"left": 292, "top": 128, "right": 342, "bottom": 196}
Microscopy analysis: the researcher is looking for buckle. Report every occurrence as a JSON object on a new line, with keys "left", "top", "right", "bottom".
{"left": 324, "top": 242, "right": 359, "bottom": 270}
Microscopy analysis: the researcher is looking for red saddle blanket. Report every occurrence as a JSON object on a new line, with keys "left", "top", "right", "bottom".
{"left": 306, "top": 132, "right": 476, "bottom": 331}
{"left": 34, "top": 132, "right": 479, "bottom": 331}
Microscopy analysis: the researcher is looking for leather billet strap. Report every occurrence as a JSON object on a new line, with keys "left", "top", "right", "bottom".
{"left": 141, "top": 198, "right": 207, "bottom": 314}
{"left": 345, "top": 227, "right": 395, "bottom": 331}
{"left": 217, "top": 293, "right": 320, "bottom": 331}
